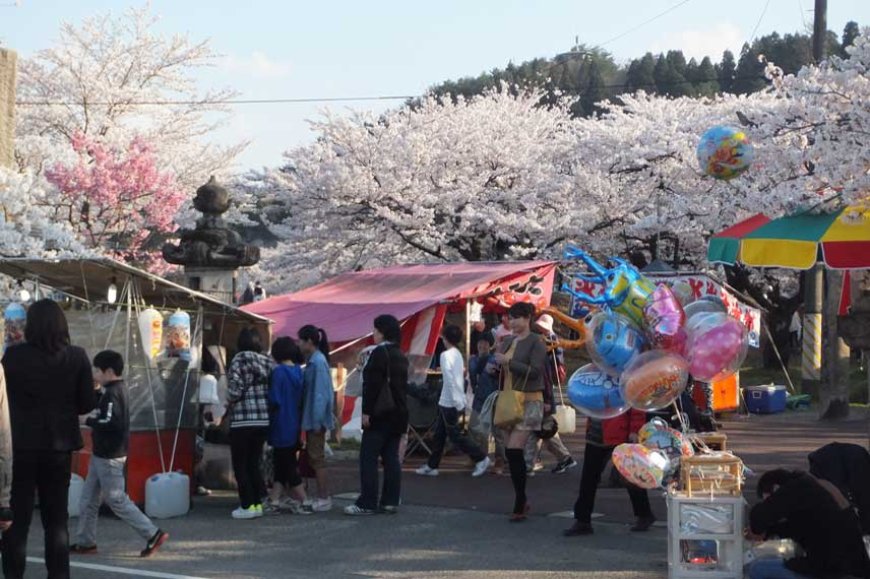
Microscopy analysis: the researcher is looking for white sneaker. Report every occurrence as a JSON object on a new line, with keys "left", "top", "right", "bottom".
{"left": 472, "top": 456, "right": 491, "bottom": 478}
{"left": 415, "top": 465, "right": 439, "bottom": 476}
{"left": 231, "top": 506, "right": 260, "bottom": 520}
{"left": 309, "top": 498, "right": 332, "bottom": 512}
{"left": 343, "top": 504, "right": 376, "bottom": 516}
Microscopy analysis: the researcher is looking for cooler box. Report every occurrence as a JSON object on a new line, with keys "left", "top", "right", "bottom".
{"left": 744, "top": 385, "right": 787, "bottom": 414}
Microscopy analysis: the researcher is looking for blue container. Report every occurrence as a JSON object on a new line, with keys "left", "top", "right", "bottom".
{"left": 744, "top": 385, "right": 787, "bottom": 414}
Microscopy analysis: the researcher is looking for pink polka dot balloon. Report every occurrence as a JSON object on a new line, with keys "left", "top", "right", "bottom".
{"left": 686, "top": 312, "right": 749, "bottom": 382}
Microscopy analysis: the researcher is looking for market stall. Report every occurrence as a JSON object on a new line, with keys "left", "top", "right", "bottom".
{"left": 0, "top": 257, "right": 271, "bottom": 505}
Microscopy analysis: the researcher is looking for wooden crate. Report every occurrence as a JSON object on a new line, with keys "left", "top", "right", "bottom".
{"left": 693, "top": 432, "right": 728, "bottom": 452}
{"left": 680, "top": 454, "right": 743, "bottom": 497}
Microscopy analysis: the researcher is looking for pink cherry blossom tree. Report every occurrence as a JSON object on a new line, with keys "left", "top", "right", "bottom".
{"left": 44, "top": 133, "right": 187, "bottom": 270}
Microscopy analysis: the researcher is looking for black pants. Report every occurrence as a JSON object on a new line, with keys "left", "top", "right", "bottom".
{"left": 573, "top": 443, "right": 652, "bottom": 523}
{"left": 272, "top": 446, "right": 303, "bottom": 489}
{"left": 230, "top": 427, "right": 268, "bottom": 509}
{"left": 2, "top": 450, "right": 72, "bottom": 579}
{"left": 427, "top": 406, "right": 486, "bottom": 469}
{"left": 356, "top": 429, "right": 401, "bottom": 510}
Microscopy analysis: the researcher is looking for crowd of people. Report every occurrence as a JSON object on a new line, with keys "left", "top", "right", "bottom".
{"left": 0, "top": 298, "right": 865, "bottom": 578}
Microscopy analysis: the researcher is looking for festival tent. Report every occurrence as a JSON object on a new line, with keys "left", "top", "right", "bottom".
{"left": 243, "top": 260, "right": 558, "bottom": 358}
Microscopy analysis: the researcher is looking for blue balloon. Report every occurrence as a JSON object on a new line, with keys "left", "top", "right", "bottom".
{"left": 585, "top": 311, "right": 647, "bottom": 378}
{"left": 567, "top": 363, "right": 629, "bottom": 419}
{"left": 696, "top": 125, "right": 754, "bottom": 180}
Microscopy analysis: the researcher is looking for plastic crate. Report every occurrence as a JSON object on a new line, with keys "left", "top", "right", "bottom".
{"left": 744, "top": 385, "right": 787, "bottom": 414}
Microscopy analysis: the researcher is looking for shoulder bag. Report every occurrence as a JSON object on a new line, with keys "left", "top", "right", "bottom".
{"left": 493, "top": 341, "right": 528, "bottom": 429}
{"left": 371, "top": 345, "right": 396, "bottom": 418}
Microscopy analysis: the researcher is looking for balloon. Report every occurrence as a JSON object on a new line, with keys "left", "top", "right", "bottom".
{"left": 686, "top": 312, "right": 749, "bottom": 382}
{"left": 4, "top": 303, "right": 26, "bottom": 348}
{"left": 166, "top": 310, "right": 191, "bottom": 361}
{"left": 561, "top": 246, "right": 654, "bottom": 327}
{"left": 612, "top": 443, "right": 669, "bottom": 489}
{"left": 684, "top": 299, "right": 727, "bottom": 320}
{"left": 566, "top": 363, "right": 629, "bottom": 419}
{"left": 643, "top": 284, "right": 687, "bottom": 354}
{"left": 620, "top": 350, "right": 689, "bottom": 411}
{"left": 639, "top": 420, "right": 694, "bottom": 461}
{"left": 137, "top": 308, "right": 163, "bottom": 361}
{"left": 670, "top": 281, "right": 694, "bottom": 307}
{"left": 585, "top": 311, "right": 646, "bottom": 377}
{"left": 697, "top": 125, "right": 754, "bottom": 180}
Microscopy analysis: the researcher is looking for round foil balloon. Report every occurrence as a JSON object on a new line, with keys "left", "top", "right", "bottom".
{"left": 697, "top": 125, "right": 754, "bottom": 180}
{"left": 640, "top": 425, "right": 694, "bottom": 462}
{"left": 671, "top": 281, "right": 694, "bottom": 307}
{"left": 643, "top": 284, "right": 687, "bottom": 354}
{"left": 585, "top": 311, "right": 646, "bottom": 378}
{"left": 612, "top": 443, "right": 669, "bottom": 489}
{"left": 620, "top": 350, "right": 689, "bottom": 411}
{"left": 684, "top": 299, "right": 727, "bottom": 320}
{"left": 567, "top": 363, "right": 629, "bottom": 419}
{"left": 686, "top": 312, "right": 749, "bottom": 382}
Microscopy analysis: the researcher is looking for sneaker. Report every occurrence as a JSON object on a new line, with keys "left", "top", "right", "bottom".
{"left": 378, "top": 505, "right": 399, "bottom": 515}
{"left": 630, "top": 516, "right": 656, "bottom": 532}
{"left": 563, "top": 521, "right": 594, "bottom": 536}
{"left": 309, "top": 498, "right": 333, "bottom": 512}
{"left": 262, "top": 500, "right": 282, "bottom": 516}
{"left": 552, "top": 457, "right": 578, "bottom": 474}
{"left": 280, "top": 498, "right": 313, "bottom": 515}
{"left": 415, "top": 465, "right": 439, "bottom": 477}
{"left": 70, "top": 544, "right": 98, "bottom": 555}
{"left": 195, "top": 485, "right": 212, "bottom": 496}
{"left": 140, "top": 530, "right": 168, "bottom": 557}
{"left": 532, "top": 461, "right": 544, "bottom": 472}
{"left": 231, "top": 505, "right": 261, "bottom": 520}
{"left": 343, "top": 504, "right": 376, "bottom": 516}
{"left": 471, "top": 456, "right": 491, "bottom": 478}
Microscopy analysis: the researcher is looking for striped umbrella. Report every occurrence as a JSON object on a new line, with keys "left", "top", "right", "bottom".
{"left": 707, "top": 206, "right": 870, "bottom": 270}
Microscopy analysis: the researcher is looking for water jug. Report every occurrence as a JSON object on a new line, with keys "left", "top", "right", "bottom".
{"left": 68, "top": 474, "right": 84, "bottom": 517}
{"left": 145, "top": 472, "right": 190, "bottom": 519}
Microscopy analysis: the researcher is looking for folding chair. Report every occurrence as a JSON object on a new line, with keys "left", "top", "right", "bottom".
{"left": 404, "top": 381, "right": 440, "bottom": 458}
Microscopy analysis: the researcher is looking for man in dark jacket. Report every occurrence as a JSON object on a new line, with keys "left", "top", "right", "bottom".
{"left": 70, "top": 351, "right": 168, "bottom": 558}
{"left": 747, "top": 469, "right": 870, "bottom": 579}
{"left": 808, "top": 442, "right": 870, "bottom": 534}
{"left": 564, "top": 409, "right": 655, "bottom": 536}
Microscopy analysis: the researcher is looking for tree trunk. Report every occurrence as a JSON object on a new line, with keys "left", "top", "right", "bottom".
{"left": 819, "top": 269, "right": 850, "bottom": 420}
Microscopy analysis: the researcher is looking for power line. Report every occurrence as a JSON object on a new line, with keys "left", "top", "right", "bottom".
{"left": 748, "top": 0, "right": 773, "bottom": 45}
{"left": 598, "top": 0, "right": 693, "bottom": 47}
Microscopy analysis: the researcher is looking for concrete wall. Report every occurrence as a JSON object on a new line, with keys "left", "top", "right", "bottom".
{"left": 0, "top": 48, "right": 16, "bottom": 169}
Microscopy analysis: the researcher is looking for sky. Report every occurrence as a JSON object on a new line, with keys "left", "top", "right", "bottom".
{"left": 1, "top": 0, "right": 869, "bottom": 171}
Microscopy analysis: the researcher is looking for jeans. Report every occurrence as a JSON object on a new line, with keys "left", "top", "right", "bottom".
{"left": 747, "top": 557, "right": 810, "bottom": 579}
{"left": 74, "top": 456, "right": 158, "bottom": 546}
{"left": 427, "top": 406, "right": 486, "bottom": 469}
{"left": 2, "top": 450, "right": 72, "bottom": 579}
{"left": 356, "top": 429, "right": 401, "bottom": 510}
{"left": 230, "top": 427, "right": 268, "bottom": 508}
{"left": 573, "top": 443, "right": 652, "bottom": 523}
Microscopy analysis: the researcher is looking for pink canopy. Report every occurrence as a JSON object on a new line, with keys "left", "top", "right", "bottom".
{"left": 243, "top": 261, "right": 557, "bottom": 346}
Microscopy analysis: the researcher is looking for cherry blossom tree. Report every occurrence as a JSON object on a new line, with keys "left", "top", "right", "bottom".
{"left": 44, "top": 133, "right": 186, "bottom": 269}
{"left": 254, "top": 87, "right": 599, "bottom": 290}
{"left": 14, "top": 5, "right": 244, "bottom": 190}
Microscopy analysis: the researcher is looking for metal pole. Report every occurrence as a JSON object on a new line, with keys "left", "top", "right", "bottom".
{"left": 801, "top": 0, "right": 827, "bottom": 398}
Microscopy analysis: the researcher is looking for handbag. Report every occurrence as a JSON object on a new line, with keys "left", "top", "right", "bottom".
{"left": 551, "top": 350, "right": 577, "bottom": 434}
{"left": 371, "top": 346, "right": 396, "bottom": 418}
{"left": 493, "top": 341, "right": 529, "bottom": 429}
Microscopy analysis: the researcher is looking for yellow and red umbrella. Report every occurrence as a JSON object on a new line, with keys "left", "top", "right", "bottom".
{"left": 708, "top": 206, "right": 870, "bottom": 270}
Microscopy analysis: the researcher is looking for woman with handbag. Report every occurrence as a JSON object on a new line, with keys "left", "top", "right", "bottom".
{"left": 226, "top": 328, "right": 274, "bottom": 520}
{"left": 493, "top": 302, "right": 547, "bottom": 522}
{"left": 344, "top": 315, "right": 409, "bottom": 516}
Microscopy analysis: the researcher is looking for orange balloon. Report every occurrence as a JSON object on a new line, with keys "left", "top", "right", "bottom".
{"left": 620, "top": 351, "right": 689, "bottom": 411}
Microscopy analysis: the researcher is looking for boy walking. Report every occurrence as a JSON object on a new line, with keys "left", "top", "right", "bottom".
{"left": 70, "top": 350, "right": 168, "bottom": 557}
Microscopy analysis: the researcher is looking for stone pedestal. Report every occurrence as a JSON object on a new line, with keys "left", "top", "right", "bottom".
{"left": 0, "top": 48, "right": 17, "bottom": 169}
{"left": 184, "top": 267, "right": 237, "bottom": 305}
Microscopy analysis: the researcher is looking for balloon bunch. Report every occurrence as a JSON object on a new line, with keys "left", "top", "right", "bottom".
{"left": 563, "top": 246, "right": 749, "bottom": 416}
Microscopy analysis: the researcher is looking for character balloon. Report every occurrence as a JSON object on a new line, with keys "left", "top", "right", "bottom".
{"left": 612, "top": 443, "right": 669, "bottom": 489}
{"left": 561, "top": 246, "right": 654, "bottom": 327}
{"left": 585, "top": 311, "right": 646, "bottom": 377}
{"left": 697, "top": 125, "right": 754, "bottom": 180}
{"left": 567, "top": 363, "right": 629, "bottom": 419}
{"left": 620, "top": 350, "right": 689, "bottom": 411}
{"left": 643, "top": 284, "right": 687, "bottom": 354}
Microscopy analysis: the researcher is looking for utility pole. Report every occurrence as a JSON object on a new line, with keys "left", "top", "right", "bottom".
{"left": 801, "top": 0, "right": 826, "bottom": 399}
{"left": 0, "top": 47, "right": 16, "bottom": 169}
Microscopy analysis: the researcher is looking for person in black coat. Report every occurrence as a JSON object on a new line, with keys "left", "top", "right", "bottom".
{"left": 344, "top": 314, "right": 408, "bottom": 516}
{"left": 747, "top": 469, "right": 870, "bottom": 579}
{"left": 808, "top": 442, "right": 870, "bottom": 534}
{"left": 1, "top": 299, "right": 97, "bottom": 579}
